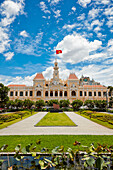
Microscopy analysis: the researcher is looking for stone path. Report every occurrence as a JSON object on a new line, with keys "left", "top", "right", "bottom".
{"left": 0, "top": 112, "right": 113, "bottom": 135}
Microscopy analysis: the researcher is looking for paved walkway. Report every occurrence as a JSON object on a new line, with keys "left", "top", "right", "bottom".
{"left": 0, "top": 112, "right": 113, "bottom": 135}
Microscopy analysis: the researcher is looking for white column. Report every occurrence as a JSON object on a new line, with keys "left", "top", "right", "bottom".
{"left": 28, "top": 90, "right": 29, "bottom": 97}
{"left": 53, "top": 91, "right": 55, "bottom": 97}
{"left": 42, "top": 90, "right": 43, "bottom": 97}
{"left": 77, "top": 90, "right": 78, "bottom": 97}
{"left": 35, "top": 90, "right": 37, "bottom": 97}
{"left": 63, "top": 91, "right": 64, "bottom": 97}
{"left": 58, "top": 90, "right": 60, "bottom": 97}
{"left": 18, "top": 90, "right": 19, "bottom": 96}
{"left": 14, "top": 90, "right": 15, "bottom": 97}
{"left": 92, "top": 89, "right": 94, "bottom": 97}
{"left": 70, "top": 91, "right": 71, "bottom": 97}
{"left": 24, "top": 90, "right": 25, "bottom": 97}
{"left": 48, "top": 91, "right": 50, "bottom": 97}
{"left": 101, "top": 89, "right": 103, "bottom": 98}
{"left": 83, "top": 89, "right": 84, "bottom": 97}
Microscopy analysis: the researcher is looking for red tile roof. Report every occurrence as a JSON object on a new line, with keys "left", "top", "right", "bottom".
{"left": 83, "top": 85, "right": 105, "bottom": 88}
{"left": 34, "top": 73, "right": 44, "bottom": 80}
{"left": 8, "top": 85, "right": 26, "bottom": 87}
{"left": 68, "top": 73, "right": 78, "bottom": 80}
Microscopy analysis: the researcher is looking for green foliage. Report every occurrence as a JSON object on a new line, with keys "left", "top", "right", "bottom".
{"left": 59, "top": 99, "right": 70, "bottom": 108}
{"left": 35, "top": 99, "right": 45, "bottom": 109}
{"left": 109, "top": 97, "right": 113, "bottom": 108}
{"left": 78, "top": 110, "right": 113, "bottom": 128}
{"left": 0, "top": 111, "right": 33, "bottom": 123}
{"left": 47, "top": 99, "right": 59, "bottom": 106}
{"left": 94, "top": 100, "right": 107, "bottom": 109}
{"left": 0, "top": 83, "right": 9, "bottom": 107}
{"left": 84, "top": 100, "right": 95, "bottom": 109}
{"left": 23, "top": 99, "right": 34, "bottom": 109}
{"left": 71, "top": 100, "right": 83, "bottom": 110}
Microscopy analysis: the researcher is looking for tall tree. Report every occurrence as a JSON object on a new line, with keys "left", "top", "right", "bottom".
{"left": 59, "top": 100, "right": 70, "bottom": 108}
{"left": 0, "top": 83, "right": 9, "bottom": 108}
{"left": 35, "top": 100, "right": 45, "bottom": 109}
{"left": 23, "top": 99, "right": 34, "bottom": 109}
{"left": 84, "top": 100, "right": 94, "bottom": 109}
{"left": 47, "top": 99, "right": 59, "bottom": 106}
{"left": 71, "top": 100, "right": 83, "bottom": 110}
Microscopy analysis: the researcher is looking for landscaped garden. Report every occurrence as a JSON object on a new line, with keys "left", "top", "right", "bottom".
{"left": 77, "top": 110, "right": 113, "bottom": 129}
{"left": 35, "top": 112, "right": 76, "bottom": 126}
{"left": 0, "top": 110, "right": 36, "bottom": 129}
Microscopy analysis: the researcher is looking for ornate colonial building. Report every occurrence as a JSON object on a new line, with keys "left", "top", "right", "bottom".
{"left": 8, "top": 59, "right": 111, "bottom": 103}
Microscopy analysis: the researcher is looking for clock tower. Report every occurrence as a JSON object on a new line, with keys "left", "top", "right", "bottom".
{"left": 53, "top": 58, "right": 60, "bottom": 84}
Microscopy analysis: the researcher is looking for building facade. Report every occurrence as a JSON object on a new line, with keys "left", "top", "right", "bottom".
{"left": 8, "top": 59, "right": 111, "bottom": 103}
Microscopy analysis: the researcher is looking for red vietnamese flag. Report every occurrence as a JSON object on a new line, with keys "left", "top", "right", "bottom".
{"left": 56, "top": 50, "right": 62, "bottom": 54}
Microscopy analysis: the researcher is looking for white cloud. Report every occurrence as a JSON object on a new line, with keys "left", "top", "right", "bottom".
{"left": 77, "top": 13, "right": 85, "bottom": 20}
{"left": 14, "top": 32, "right": 43, "bottom": 56}
{"left": 0, "top": 0, "right": 25, "bottom": 26}
{"left": 55, "top": 32, "right": 102, "bottom": 64}
{"left": 53, "top": 9, "right": 61, "bottom": 18}
{"left": 40, "top": 1, "right": 51, "bottom": 14}
{"left": 78, "top": 0, "right": 91, "bottom": 7}
{"left": 72, "top": 6, "right": 76, "bottom": 12}
{"left": 104, "top": 6, "right": 113, "bottom": 16}
{"left": 63, "top": 24, "right": 76, "bottom": 31}
{"left": 49, "top": 0, "right": 61, "bottom": 5}
{"left": 101, "top": 0, "right": 110, "bottom": 4}
{"left": 20, "top": 30, "right": 29, "bottom": 37}
{"left": 42, "top": 66, "right": 53, "bottom": 79}
{"left": 0, "top": 0, "right": 25, "bottom": 60}
{"left": 91, "top": 19, "right": 103, "bottom": 28}
{"left": 4, "top": 52, "right": 14, "bottom": 60}
{"left": 108, "top": 39, "right": 113, "bottom": 52}
{"left": 88, "top": 8, "right": 101, "bottom": 19}
{"left": 95, "top": 0, "right": 110, "bottom": 5}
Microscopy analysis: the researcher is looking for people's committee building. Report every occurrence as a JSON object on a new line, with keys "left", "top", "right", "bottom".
{"left": 8, "top": 59, "right": 111, "bottom": 103}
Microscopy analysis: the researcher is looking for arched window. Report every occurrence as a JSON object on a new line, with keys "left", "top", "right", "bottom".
{"left": 20, "top": 91, "right": 23, "bottom": 96}
{"left": 55, "top": 91, "right": 58, "bottom": 96}
{"left": 60, "top": 91, "right": 62, "bottom": 96}
{"left": 45, "top": 91, "right": 48, "bottom": 97}
{"left": 50, "top": 91, "right": 53, "bottom": 97}
{"left": 89, "top": 91, "right": 92, "bottom": 96}
{"left": 10, "top": 91, "right": 13, "bottom": 96}
{"left": 71, "top": 91, "right": 76, "bottom": 96}
{"left": 64, "top": 91, "right": 67, "bottom": 96}
{"left": 37, "top": 91, "right": 41, "bottom": 96}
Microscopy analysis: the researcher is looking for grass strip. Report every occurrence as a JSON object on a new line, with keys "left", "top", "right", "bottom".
{"left": 35, "top": 112, "right": 76, "bottom": 126}
{"left": 76, "top": 112, "right": 113, "bottom": 129}
{"left": 0, "top": 111, "right": 38, "bottom": 129}
{"left": 0, "top": 135, "right": 113, "bottom": 152}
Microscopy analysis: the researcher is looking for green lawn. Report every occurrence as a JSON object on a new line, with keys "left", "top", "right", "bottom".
{"left": 0, "top": 135, "right": 113, "bottom": 152}
{"left": 76, "top": 111, "right": 113, "bottom": 129}
{"left": 35, "top": 112, "right": 76, "bottom": 126}
{"left": 0, "top": 111, "right": 38, "bottom": 129}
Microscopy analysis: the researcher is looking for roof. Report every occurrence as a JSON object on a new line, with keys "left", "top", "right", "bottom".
{"left": 34, "top": 73, "right": 44, "bottom": 80}
{"left": 8, "top": 84, "right": 26, "bottom": 87}
{"left": 83, "top": 85, "right": 106, "bottom": 88}
{"left": 68, "top": 73, "right": 78, "bottom": 80}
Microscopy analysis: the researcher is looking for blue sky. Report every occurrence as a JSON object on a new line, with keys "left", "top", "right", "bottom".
{"left": 0, "top": 0, "right": 113, "bottom": 86}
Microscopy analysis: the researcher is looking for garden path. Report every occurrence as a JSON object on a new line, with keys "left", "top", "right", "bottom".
{"left": 0, "top": 112, "right": 113, "bottom": 135}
